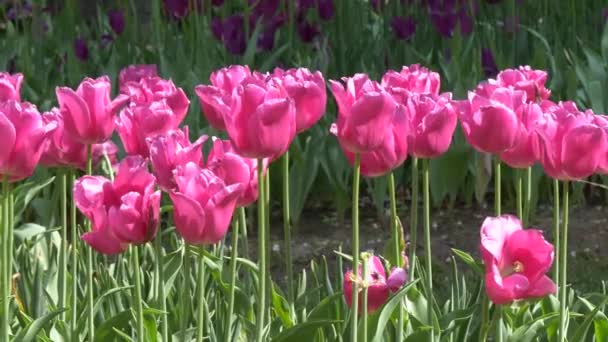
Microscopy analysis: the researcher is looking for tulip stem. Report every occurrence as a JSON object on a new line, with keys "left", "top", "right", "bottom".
{"left": 479, "top": 295, "right": 489, "bottom": 342}
{"left": 255, "top": 158, "right": 267, "bottom": 342}
{"left": 523, "top": 166, "right": 532, "bottom": 225}
{"left": 85, "top": 144, "right": 95, "bottom": 340}
{"left": 154, "top": 221, "right": 168, "bottom": 342}
{"left": 351, "top": 154, "right": 361, "bottom": 342}
{"left": 409, "top": 157, "right": 419, "bottom": 280}
{"left": 226, "top": 217, "right": 239, "bottom": 342}
{"left": 180, "top": 244, "right": 192, "bottom": 342}
{"left": 558, "top": 181, "right": 569, "bottom": 342}
{"left": 2, "top": 175, "right": 10, "bottom": 341}
{"left": 282, "top": 151, "right": 294, "bottom": 305}
{"left": 361, "top": 253, "right": 369, "bottom": 342}
{"left": 496, "top": 305, "right": 503, "bottom": 342}
{"left": 516, "top": 169, "right": 523, "bottom": 219}
{"left": 494, "top": 158, "right": 501, "bottom": 216}
{"left": 389, "top": 173, "right": 403, "bottom": 341}
{"left": 552, "top": 179, "right": 560, "bottom": 289}
{"left": 422, "top": 159, "right": 434, "bottom": 342}
{"left": 70, "top": 170, "right": 79, "bottom": 340}
{"left": 58, "top": 169, "right": 68, "bottom": 321}
{"left": 131, "top": 245, "right": 145, "bottom": 340}
{"left": 196, "top": 247, "right": 206, "bottom": 342}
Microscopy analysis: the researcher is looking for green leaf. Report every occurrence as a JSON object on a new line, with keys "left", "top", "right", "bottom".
{"left": 271, "top": 285, "right": 294, "bottom": 328}
{"left": 451, "top": 248, "right": 484, "bottom": 275}
{"left": 13, "top": 309, "right": 66, "bottom": 342}
{"left": 14, "top": 223, "right": 47, "bottom": 243}
{"left": 572, "top": 296, "right": 608, "bottom": 342}
{"left": 439, "top": 305, "right": 478, "bottom": 333}
{"left": 371, "top": 280, "right": 419, "bottom": 341}
{"left": 271, "top": 320, "right": 341, "bottom": 342}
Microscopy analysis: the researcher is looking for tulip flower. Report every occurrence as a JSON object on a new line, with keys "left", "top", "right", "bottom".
{"left": 496, "top": 66, "right": 551, "bottom": 103}
{"left": 481, "top": 48, "right": 498, "bottom": 78}
{"left": 119, "top": 64, "right": 158, "bottom": 89}
{"left": 459, "top": 84, "right": 526, "bottom": 154}
{"left": 330, "top": 74, "right": 396, "bottom": 153}
{"left": 480, "top": 215, "right": 556, "bottom": 304}
{"left": 593, "top": 114, "right": 608, "bottom": 174}
{"left": 406, "top": 93, "right": 457, "bottom": 158}
{"left": 74, "top": 37, "right": 89, "bottom": 61}
{"left": 273, "top": 67, "right": 327, "bottom": 133}
{"left": 535, "top": 101, "right": 606, "bottom": 180}
{"left": 169, "top": 162, "right": 243, "bottom": 245}
{"left": 147, "top": 127, "right": 208, "bottom": 191}
{"left": 195, "top": 65, "right": 251, "bottom": 130}
{"left": 390, "top": 16, "right": 416, "bottom": 41}
{"left": 116, "top": 100, "right": 183, "bottom": 157}
{"left": 498, "top": 102, "right": 541, "bottom": 168}
{"left": 41, "top": 108, "right": 118, "bottom": 169}
{"left": 206, "top": 138, "right": 265, "bottom": 207}
{"left": 56, "top": 76, "right": 129, "bottom": 144}
{"left": 224, "top": 76, "right": 296, "bottom": 159}
{"left": 121, "top": 77, "right": 189, "bottom": 123}
{"left": 381, "top": 65, "right": 441, "bottom": 103}
{"left": 108, "top": 9, "right": 125, "bottom": 35}
{"left": 74, "top": 156, "right": 161, "bottom": 255}
{"left": 343, "top": 256, "right": 407, "bottom": 314}
{"left": 338, "top": 105, "right": 408, "bottom": 177}
{"left": 0, "top": 100, "right": 56, "bottom": 182}
{"left": 0, "top": 72, "right": 23, "bottom": 102}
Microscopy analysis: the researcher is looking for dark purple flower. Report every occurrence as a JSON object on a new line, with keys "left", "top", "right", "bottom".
{"left": 211, "top": 17, "right": 223, "bottom": 40}
{"left": 165, "top": 0, "right": 189, "bottom": 18}
{"left": 212, "top": 0, "right": 224, "bottom": 5}
{"left": 459, "top": 9, "right": 473, "bottom": 36}
{"left": 390, "top": 16, "right": 416, "bottom": 40}
{"left": 317, "top": 0, "right": 335, "bottom": 20}
{"left": 297, "top": 19, "right": 320, "bottom": 43}
{"left": 430, "top": 12, "right": 457, "bottom": 37}
{"left": 258, "top": 15, "right": 285, "bottom": 51}
{"left": 108, "top": 9, "right": 125, "bottom": 35}
{"left": 298, "top": 0, "right": 315, "bottom": 12}
{"left": 481, "top": 48, "right": 498, "bottom": 78}
{"left": 74, "top": 37, "right": 89, "bottom": 61}
{"left": 223, "top": 15, "right": 247, "bottom": 55}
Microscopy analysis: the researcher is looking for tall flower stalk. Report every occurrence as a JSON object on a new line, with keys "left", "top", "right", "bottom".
{"left": 85, "top": 144, "right": 95, "bottom": 340}
{"left": 58, "top": 170, "right": 68, "bottom": 321}
{"left": 523, "top": 166, "right": 532, "bottom": 225}
{"left": 256, "top": 159, "right": 267, "bottom": 342}
{"left": 131, "top": 245, "right": 145, "bottom": 339}
{"left": 180, "top": 244, "right": 192, "bottom": 342}
{"left": 196, "top": 248, "right": 206, "bottom": 342}
{"left": 558, "top": 181, "right": 569, "bottom": 342}
{"left": 351, "top": 154, "right": 361, "bottom": 342}
{"left": 154, "top": 224, "right": 168, "bottom": 342}
{"left": 409, "top": 157, "right": 419, "bottom": 279}
{"left": 361, "top": 252, "right": 370, "bottom": 342}
{"left": 226, "top": 218, "right": 239, "bottom": 342}
{"left": 70, "top": 170, "right": 79, "bottom": 339}
{"left": 422, "top": 159, "right": 434, "bottom": 342}
{"left": 282, "top": 151, "right": 294, "bottom": 304}
{"left": 552, "top": 179, "right": 560, "bottom": 288}
{"left": 2, "top": 176, "right": 10, "bottom": 341}
{"left": 388, "top": 173, "right": 403, "bottom": 341}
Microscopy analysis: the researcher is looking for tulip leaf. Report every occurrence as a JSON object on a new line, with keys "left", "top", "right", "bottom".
{"left": 12, "top": 309, "right": 66, "bottom": 342}
{"left": 271, "top": 320, "right": 341, "bottom": 342}
{"left": 571, "top": 296, "right": 608, "bottom": 342}
{"left": 371, "top": 279, "right": 419, "bottom": 342}
{"left": 272, "top": 284, "right": 294, "bottom": 328}
{"left": 451, "top": 248, "right": 484, "bottom": 275}
{"left": 14, "top": 223, "right": 48, "bottom": 243}
{"left": 439, "top": 305, "right": 478, "bottom": 333}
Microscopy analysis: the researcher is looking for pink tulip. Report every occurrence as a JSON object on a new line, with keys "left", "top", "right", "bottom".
{"left": 169, "top": 162, "right": 244, "bottom": 245}
{"left": 195, "top": 65, "right": 251, "bottom": 130}
{"left": 381, "top": 64, "right": 440, "bottom": 103}
{"left": 56, "top": 76, "right": 129, "bottom": 144}
{"left": 339, "top": 105, "right": 408, "bottom": 177}
{"left": 0, "top": 100, "right": 55, "bottom": 182}
{"left": 495, "top": 66, "right": 551, "bottom": 103}
{"left": 343, "top": 256, "right": 407, "bottom": 314}
{"left": 535, "top": 101, "right": 606, "bottom": 180}
{"left": 116, "top": 100, "right": 183, "bottom": 157}
{"left": 122, "top": 76, "right": 190, "bottom": 124}
{"left": 74, "top": 156, "right": 161, "bottom": 255}
{"left": 330, "top": 74, "right": 396, "bottom": 153}
{"left": 273, "top": 67, "right": 327, "bottom": 133}
{"left": 480, "top": 215, "right": 556, "bottom": 304}
{"left": 118, "top": 64, "right": 158, "bottom": 90}
{"left": 206, "top": 137, "right": 266, "bottom": 207}
{"left": 498, "top": 102, "right": 542, "bottom": 168}
{"left": 593, "top": 114, "right": 608, "bottom": 174}
{"left": 0, "top": 72, "right": 24, "bottom": 102}
{"left": 459, "top": 84, "right": 526, "bottom": 154}
{"left": 147, "top": 127, "right": 208, "bottom": 191}
{"left": 406, "top": 93, "right": 457, "bottom": 158}
{"left": 224, "top": 76, "right": 296, "bottom": 159}
{"left": 41, "top": 108, "right": 119, "bottom": 169}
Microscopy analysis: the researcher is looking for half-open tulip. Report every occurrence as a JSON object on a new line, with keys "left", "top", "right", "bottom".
{"left": 116, "top": 100, "right": 183, "bottom": 157}
{"left": 0, "top": 72, "right": 23, "bottom": 102}
{"left": 460, "top": 83, "right": 526, "bottom": 154}
{"left": 147, "top": 127, "right": 207, "bottom": 191}
{"left": 480, "top": 215, "right": 556, "bottom": 304}
{"left": 119, "top": 64, "right": 158, "bottom": 90}
{"left": 74, "top": 156, "right": 161, "bottom": 255}
{"left": 56, "top": 76, "right": 129, "bottom": 144}
{"left": 381, "top": 64, "right": 440, "bottom": 102}
{"left": 406, "top": 93, "right": 457, "bottom": 158}
{"left": 496, "top": 66, "right": 551, "bottom": 103}
{"left": 535, "top": 101, "right": 606, "bottom": 180}
{"left": 330, "top": 74, "right": 395, "bottom": 153}
{"left": 194, "top": 65, "right": 251, "bottom": 130}
{"left": 169, "top": 162, "right": 243, "bottom": 245}
{"left": 224, "top": 76, "right": 296, "bottom": 159}
{"left": 343, "top": 256, "right": 407, "bottom": 314}
{"left": 0, "top": 100, "right": 55, "bottom": 182}
{"left": 498, "top": 102, "right": 541, "bottom": 168}
{"left": 122, "top": 77, "right": 189, "bottom": 123}
{"left": 273, "top": 67, "right": 327, "bottom": 133}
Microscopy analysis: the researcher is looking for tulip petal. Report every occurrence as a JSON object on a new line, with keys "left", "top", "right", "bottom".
{"left": 56, "top": 87, "right": 92, "bottom": 142}
{"left": 485, "top": 264, "right": 529, "bottom": 304}
{"left": 73, "top": 176, "right": 111, "bottom": 217}
{"left": 561, "top": 124, "right": 605, "bottom": 179}
{"left": 524, "top": 275, "right": 557, "bottom": 298}
{"left": 503, "top": 229, "right": 553, "bottom": 282}
{"left": 480, "top": 215, "right": 522, "bottom": 266}
{"left": 0, "top": 113, "right": 16, "bottom": 165}
{"left": 170, "top": 192, "right": 207, "bottom": 244}
{"left": 387, "top": 268, "right": 408, "bottom": 292}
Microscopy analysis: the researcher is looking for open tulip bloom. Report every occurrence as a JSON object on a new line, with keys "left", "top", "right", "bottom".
{"left": 118, "top": 64, "right": 158, "bottom": 89}
{"left": 0, "top": 72, "right": 23, "bottom": 102}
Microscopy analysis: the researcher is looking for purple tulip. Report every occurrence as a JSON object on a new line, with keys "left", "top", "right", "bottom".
{"left": 317, "top": 0, "right": 335, "bottom": 20}
{"left": 390, "top": 16, "right": 416, "bottom": 40}
{"left": 459, "top": 9, "right": 473, "bottom": 36}
{"left": 108, "top": 9, "right": 125, "bottom": 35}
{"left": 297, "top": 19, "right": 320, "bottom": 43}
{"left": 223, "top": 15, "right": 247, "bottom": 55}
{"left": 74, "top": 37, "right": 89, "bottom": 61}
{"left": 481, "top": 48, "right": 498, "bottom": 78}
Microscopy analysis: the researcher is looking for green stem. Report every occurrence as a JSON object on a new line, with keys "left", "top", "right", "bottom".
{"left": 132, "top": 246, "right": 145, "bottom": 340}
{"left": 496, "top": 305, "right": 503, "bottom": 342}
{"left": 2, "top": 175, "right": 9, "bottom": 341}
{"left": 85, "top": 144, "right": 95, "bottom": 340}
{"left": 479, "top": 295, "right": 489, "bottom": 342}
{"left": 154, "top": 225, "right": 168, "bottom": 342}
{"left": 282, "top": 152, "right": 294, "bottom": 305}
{"left": 361, "top": 253, "right": 369, "bottom": 342}
{"left": 70, "top": 170, "right": 79, "bottom": 340}
{"left": 59, "top": 170, "right": 68, "bottom": 321}
{"left": 495, "top": 158, "right": 501, "bottom": 216}
{"left": 238, "top": 207, "right": 249, "bottom": 287}
{"left": 558, "top": 181, "right": 569, "bottom": 342}
{"left": 422, "top": 159, "right": 434, "bottom": 342}
{"left": 388, "top": 173, "right": 403, "bottom": 342}
{"left": 226, "top": 217, "right": 239, "bottom": 342}
{"left": 523, "top": 166, "right": 532, "bottom": 225}
{"left": 351, "top": 154, "right": 361, "bottom": 342}
{"left": 264, "top": 168, "right": 271, "bottom": 324}
{"left": 516, "top": 169, "right": 523, "bottom": 219}
{"left": 553, "top": 179, "right": 560, "bottom": 288}
{"left": 255, "top": 159, "right": 267, "bottom": 342}
{"left": 409, "top": 157, "right": 419, "bottom": 279}
{"left": 196, "top": 248, "right": 206, "bottom": 342}
{"left": 180, "top": 244, "right": 192, "bottom": 342}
